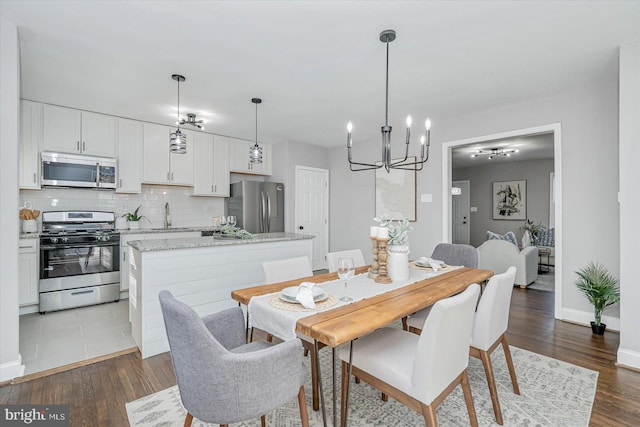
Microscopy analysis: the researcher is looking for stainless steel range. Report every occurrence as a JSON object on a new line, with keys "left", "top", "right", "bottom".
{"left": 39, "top": 211, "right": 120, "bottom": 313}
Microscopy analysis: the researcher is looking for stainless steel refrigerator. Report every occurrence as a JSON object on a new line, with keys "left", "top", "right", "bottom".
{"left": 226, "top": 181, "right": 285, "bottom": 233}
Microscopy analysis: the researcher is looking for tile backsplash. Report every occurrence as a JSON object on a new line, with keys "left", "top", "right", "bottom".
{"left": 20, "top": 185, "right": 225, "bottom": 231}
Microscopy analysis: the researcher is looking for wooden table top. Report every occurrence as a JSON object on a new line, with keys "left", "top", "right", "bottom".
{"left": 231, "top": 266, "right": 493, "bottom": 347}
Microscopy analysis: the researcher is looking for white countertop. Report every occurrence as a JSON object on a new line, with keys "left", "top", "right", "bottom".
{"left": 128, "top": 232, "right": 314, "bottom": 252}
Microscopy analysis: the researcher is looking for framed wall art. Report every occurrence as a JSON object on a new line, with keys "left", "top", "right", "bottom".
{"left": 492, "top": 180, "right": 526, "bottom": 220}
{"left": 375, "top": 157, "right": 416, "bottom": 221}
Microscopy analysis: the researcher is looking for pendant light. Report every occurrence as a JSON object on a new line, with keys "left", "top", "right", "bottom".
{"left": 170, "top": 74, "right": 187, "bottom": 154}
{"left": 249, "top": 98, "right": 263, "bottom": 163}
{"left": 346, "top": 30, "right": 431, "bottom": 172}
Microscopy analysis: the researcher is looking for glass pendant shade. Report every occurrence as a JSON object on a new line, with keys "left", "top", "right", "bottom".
{"left": 170, "top": 129, "right": 187, "bottom": 154}
{"left": 249, "top": 143, "right": 263, "bottom": 163}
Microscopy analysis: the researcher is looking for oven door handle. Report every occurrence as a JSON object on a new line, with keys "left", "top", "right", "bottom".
{"left": 40, "top": 242, "right": 118, "bottom": 250}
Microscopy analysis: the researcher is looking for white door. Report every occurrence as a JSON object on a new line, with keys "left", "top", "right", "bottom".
{"left": 452, "top": 180, "right": 470, "bottom": 244}
{"left": 295, "top": 166, "right": 329, "bottom": 270}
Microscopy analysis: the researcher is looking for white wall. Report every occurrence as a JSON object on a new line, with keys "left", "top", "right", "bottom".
{"left": 329, "top": 79, "right": 621, "bottom": 326}
{"left": 20, "top": 185, "right": 225, "bottom": 231}
{"left": 618, "top": 41, "right": 640, "bottom": 370}
{"left": 0, "top": 16, "right": 24, "bottom": 381}
{"left": 453, "top": 159, "right": 554, "bottom": 247}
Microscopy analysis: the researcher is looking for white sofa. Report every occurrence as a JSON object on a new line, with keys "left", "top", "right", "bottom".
{"left": 477, "top": 239, "right": 538, "bottom": 287}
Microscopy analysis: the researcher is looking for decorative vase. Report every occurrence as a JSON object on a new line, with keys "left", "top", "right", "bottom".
{"left": 387, "top": 245, "right": 410, "bottom": 281}
{"left": 22, "top": 219, "right": 37, "bottom": 233}
{"left": 521, "top": 230, "right": 532, "bottom": 247}
{"left": 128, "top": 221, "right": 140, "bottom": 230}
{"left": 591, "top": 321, "right": 606, "bottom": 335}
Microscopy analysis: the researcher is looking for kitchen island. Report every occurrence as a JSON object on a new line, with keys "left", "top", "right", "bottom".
{"left": 127, "top": 232, "right": 314, "bottom": 358}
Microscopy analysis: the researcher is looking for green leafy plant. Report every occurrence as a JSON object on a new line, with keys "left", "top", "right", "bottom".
{"left": 575, "top": 262, "right": 620, "bottom": 327}
{"left": 219, "top": 225, "right": 254, "bottom": 239}
{"left": 520, "top": 219, "right": 545, "bottom": 244}
{"left": 374, "top": 215, "right": 413, "bottom": 246}
{"left": 122, "top": 205, "right": 149, "bottom": 223}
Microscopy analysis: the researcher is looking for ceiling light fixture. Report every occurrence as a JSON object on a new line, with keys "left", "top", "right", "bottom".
{"left": 346, "top": 29, "right": 431, "bottom": 172}
{"left": 249, "top": 98, "right": 263, "bottom": 164}
{"left": 170, "top": 74, "right": 187, "bottom": 154}
{"left": 470, "top": 148, "right": 519, "bottom": 160}
{"left": 180, "top": 113, "right": 205, "bottom": 130}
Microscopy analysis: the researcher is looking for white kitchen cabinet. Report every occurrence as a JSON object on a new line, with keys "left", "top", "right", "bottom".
{"left": 120, "top": 231, "right": 200, "bottom": 291}
{"left": 229, "top": 139, "right": 272, "bottom": 175}
{"left": 19, "top": 100, "right": 42, "bottom": 189}
{"left": 192, "top": 134, "right": 230, "bottom": 196}
{"left": 42, "top": 104, "right": 116, "bottom": 157}
{"left": 18, "top": 239, "right": 39, "bottom": 306}
{"left": 116, "top": 118, "right": 143, "bottom": 193}
{"left": 142, "top": 123, "right": 194, "bottom": 186}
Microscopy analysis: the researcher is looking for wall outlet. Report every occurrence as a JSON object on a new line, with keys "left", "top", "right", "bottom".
{"left": 420, "top": 194, "right": 432, "bottom": 203}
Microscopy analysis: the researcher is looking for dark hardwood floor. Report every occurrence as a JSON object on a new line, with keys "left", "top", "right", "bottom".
{"left": 1, "top": 288, "right": 639, "bottom": 426}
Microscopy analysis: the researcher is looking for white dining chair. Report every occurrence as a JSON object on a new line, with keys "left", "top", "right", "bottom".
{"left": 262, "top": 256, "right": 313, "bottom": 284}
{"left": 261, "top": 256, "right": 322, "bottom": 412}
{"left": 339, "top": 284, "right": 481, "bottom": 427}
{"left": 326, "top": 249, "right": 366, "bottom": 273}
{"left": 469, "top": 266, "right": 519, "bottom": 425}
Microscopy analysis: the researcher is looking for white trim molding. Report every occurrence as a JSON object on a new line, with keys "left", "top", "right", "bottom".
{"left": 0, "top": 354, "right": 25, "bottom": 383}
{"left": 561, "top": 308, "right": 620, "bottom": 332}
{"left": 442, "top": 123, "right": 563, "bottom": 318}
{"left": 617, "top": 348, "right": 640, "bottom": 371}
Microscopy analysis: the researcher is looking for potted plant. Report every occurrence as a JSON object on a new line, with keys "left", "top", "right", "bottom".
{"left": 575, "top": 262, "right": 620, "bottom": 335}
{"left": 122, "top": 205, "right": 149, "bottom": 230}
{"left": 374, "top": 216, "right": 413, "bottom": 281}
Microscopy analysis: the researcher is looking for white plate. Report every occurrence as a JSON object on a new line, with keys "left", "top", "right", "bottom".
{"left": 281, "top": 286, "right": 324, "bottom": 299}
{"left": 279, "top": 287, "right": 328, "bottom": 303}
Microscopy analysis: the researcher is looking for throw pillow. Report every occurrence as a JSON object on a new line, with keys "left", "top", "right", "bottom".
{"left": 538, "top": 228, "right": 555, "bottom": 247}
{"left": 487, "top": 230, "right": 518, "bottom": 247}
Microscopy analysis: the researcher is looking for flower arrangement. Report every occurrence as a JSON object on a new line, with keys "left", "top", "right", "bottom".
{"left": 374, "top": 215, "right": 413, "bottom": 246}
{"left": 219, "top": 225, "right": 254, "bottom": 239}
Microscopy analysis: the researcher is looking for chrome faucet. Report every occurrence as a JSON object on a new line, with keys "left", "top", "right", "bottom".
{"left": 164, "top": 202, "right": 171, "bottom": 229}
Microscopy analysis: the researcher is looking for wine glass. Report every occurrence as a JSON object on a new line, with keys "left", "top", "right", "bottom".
{"left": 227, "top": 215, "right": 237, "bottom": 228}
{"left": 337, "top": 257, "right": 355, "bottom": 302}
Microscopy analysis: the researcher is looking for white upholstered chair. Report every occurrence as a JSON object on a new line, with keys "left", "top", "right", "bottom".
{"left": 261, "top": 256, "right": 321, "bottom": 411}
{"left": 326, "top": 249, "right": 366, "bottom": 273}
{"left": 469, "top": 266, "right": 519, "bottom": 424}
{"left": 339, "top": 284, "right": 481, "bottom": 427}
{"left": 406, "top": 267, "right": 520, "bottom": 425}
{"left": 477, "top": 239, "right": 538, "bottom": 287}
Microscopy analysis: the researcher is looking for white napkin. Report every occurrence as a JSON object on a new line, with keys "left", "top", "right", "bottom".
{"left": 296, "top": 282, "right": 317, "bottom": 309}
{"left": 416, "top": 257, "right": 443, "bottom": 271}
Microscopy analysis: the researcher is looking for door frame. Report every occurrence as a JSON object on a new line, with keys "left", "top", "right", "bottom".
{"left": 442, "top": 123, "right": 563, "bottom": 318}
{"left": 452, "top": 180, "right": 471, "bottom": 244}
{"left": 294, "top": 165, "right": 329, "bottom": 270}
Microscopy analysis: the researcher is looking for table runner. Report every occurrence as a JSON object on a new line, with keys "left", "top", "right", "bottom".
{"left": 248, "top": 266, "right": 460, "bottom": 341}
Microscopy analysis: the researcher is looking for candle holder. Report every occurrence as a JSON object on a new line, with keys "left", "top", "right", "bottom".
{"left": 368, "top": 236, "right": 380, "bottom": 280}
{"left": 375, "top": 237, "right": 393, "bottom": 284}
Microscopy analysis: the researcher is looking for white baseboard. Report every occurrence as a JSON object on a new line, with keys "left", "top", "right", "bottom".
{"left": 617, "top": 348, "right": 640, "bottom": 370}
{"left": 560, "top": 308, "right": 620, "bottom": 331}
{"left": 0, "top": 354, "right": 25, "bottom": 382}
{"left": 19, "top": 304, "right": 39, "bottom": 315}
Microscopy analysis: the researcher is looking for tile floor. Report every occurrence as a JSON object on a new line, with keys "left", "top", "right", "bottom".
{"left": 19, "top": 300, "right": 135, "bottom": 375}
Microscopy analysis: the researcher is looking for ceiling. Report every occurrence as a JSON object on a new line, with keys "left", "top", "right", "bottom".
{"left": 452, "top": 133, "right": 554, "bottom": 168}
{"left": 2, "top": 1, "right": 639, "bottom": 149}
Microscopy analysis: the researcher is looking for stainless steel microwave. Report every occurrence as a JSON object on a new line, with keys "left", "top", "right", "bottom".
{"left": 41, "top": 151, "right": 117, "bottom": 189}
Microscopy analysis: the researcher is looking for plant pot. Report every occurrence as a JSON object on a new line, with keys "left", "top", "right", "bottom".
{"left": 128, "top": 221, "right": 140, "bottom": 230}
{"left": 591, "top": 321, "right": 606, "bottom": 335}
{"left": 387, "top": 245, "right": 410, "bottom": 281}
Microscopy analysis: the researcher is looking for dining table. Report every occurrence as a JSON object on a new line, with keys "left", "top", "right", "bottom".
{"left": 231, "top": 264, "right": 493, "bottom": 427}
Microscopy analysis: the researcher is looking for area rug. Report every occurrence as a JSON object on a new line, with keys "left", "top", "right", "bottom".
{"left": 528, "top": 268, "right": 555, "bottom": 292}
{"left": 126, "top": 345, "right": 597, "bottom": 426}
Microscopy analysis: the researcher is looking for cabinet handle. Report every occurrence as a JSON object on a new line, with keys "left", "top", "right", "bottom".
{"left": 19, "top": 245, "right": 32, "bottom": 249}
{"left": 119, "top": 178, "right": 122, "bottom": 187}
{"left": 77, "top": 141, "right": 80, "bottom": 151}
{"left": 123, "top": 251, "right": 126, "bottom": 261}
{"left": 211, "top": 185, "right": 214, "bottom": 192}
{"left": 167, "top": 172, "right": 170, "bottom": 181}
{"left": 171, "top": 172, "right": 174, "bottom": 181}
{"left": 82, "top": 141, "right": 86, "bottom": 151}
{"left": 214, "top": 185, "right": 217, "bottom": 192}
{"left": 33, "top": 172, "right": 36, "bottom": 183}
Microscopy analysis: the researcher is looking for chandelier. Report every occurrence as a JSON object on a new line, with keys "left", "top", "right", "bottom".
{"left": 346, "top": 29, "right": 431, "bottom": 172}
{"left": 249, "top": 98, "right": 263, "bottom": 164}
{"left": 180, "top": 113, "right": 205, "bottom": 130}
{"left": 170, "top": 74, "right": 187, "bottom": 154}
{"left": 471, "top": 148, "right": 519, "bottom": 159}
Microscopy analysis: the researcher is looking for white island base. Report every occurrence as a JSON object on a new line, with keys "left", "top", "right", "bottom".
{"left": 128, "top": 233, "right": 313, "bottom": 358}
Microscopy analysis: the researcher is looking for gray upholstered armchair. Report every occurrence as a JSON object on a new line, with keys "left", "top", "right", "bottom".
{"left": 159, "top": 291, "right": 309, "bottom": 427}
